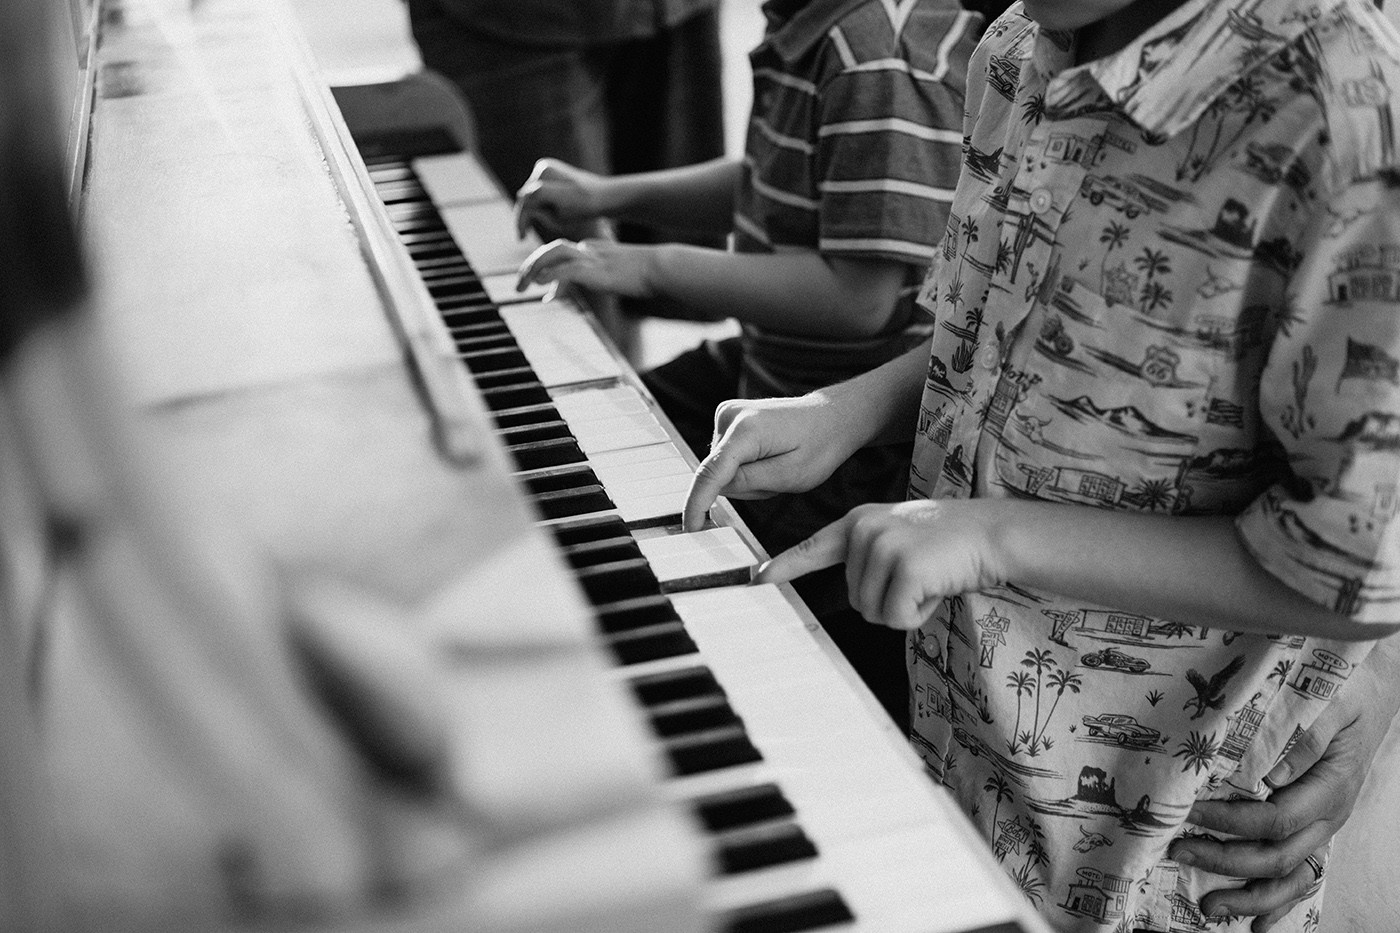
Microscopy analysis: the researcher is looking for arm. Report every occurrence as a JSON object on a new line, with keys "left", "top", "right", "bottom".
{"left": 758, "top": 498, "right": 1400, "bottom": 639}
{"left": 681, "top": 341, "right": 930, "bottom": 531}
{"left": 1169, "top": 633, "right": 1400, "bottom": 931}
{"left": 514, "top": 157, "right": 741, "bottom": 240}
{"left": 518, "top": 240, "right": 911, "bottom": 336}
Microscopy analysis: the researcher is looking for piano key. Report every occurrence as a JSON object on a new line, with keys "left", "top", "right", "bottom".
{"left": 483, "top": 271, "right": 553, "bottom": 305}
{"left": 713, "top": 821, "right": 818, "bottom": 875}
{"left": 663, "top": 723, "right": 762, "bottom": 776}
{"left": 560, "top": 535, "right": 644, "bottom": 569}
{"left": 634, "top": 527, "right": 756, "bottom": 592}
{"left": 506, "top": 436, "right": 587, "bottom": 471}
{"left": 718, "top": 888, "right": 853, "bottom": 933}
{"left": 440, "top": 200, "right": 543, "bottom": 277}
{"left": 692, "top": 783, "right": 797, "bottom": 833}
{"left": 550, "top": 514, "right": 631, "bottom": 548}
{"left": 500, "top": 301, "right": 623, "bottom": 386}
{"left": 593, "top": 593, "right": 682, "bottom": 634}
{"left": 573, "top": 557, "right": 661, "bottom": 604}
{"left": 647, "top": 692, "right": 739, "bottom": 738}
{"left": 413, "top": 151, "right": 502, "bottom": 208}
{"left": 604, "top": 622, "right": 699, "bottom": 666}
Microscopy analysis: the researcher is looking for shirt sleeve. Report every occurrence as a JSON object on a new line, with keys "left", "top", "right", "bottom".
{"left": 1236, "top": 174, "right": 1400, "bottom": 624}
{"left": 812, "top": 14, "right": 973, "bottom": 267}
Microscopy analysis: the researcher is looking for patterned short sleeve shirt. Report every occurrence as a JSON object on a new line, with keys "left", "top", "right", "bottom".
{"left": 906, "top": 0, "right": 1400, "bottom": 929}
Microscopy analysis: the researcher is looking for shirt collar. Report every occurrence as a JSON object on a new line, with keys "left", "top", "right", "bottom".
{"left": 1033, "top": 0, "right": 1349, "bottom": 137}
{"left": 762, "top": 0, "right": 876, "bottom": 62}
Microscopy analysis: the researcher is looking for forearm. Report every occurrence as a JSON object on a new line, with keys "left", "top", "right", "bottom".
{"left": 647, "top": 246, "right": 906, "bottom": 337}
{"left": 599, "top": 158, "right": 740, "bottom": 234}
{"left": 989, "top": 502, "right": 1400, "bottom": 641}
{"left": 815, "top": 340, "right": 930, "bottom": 449}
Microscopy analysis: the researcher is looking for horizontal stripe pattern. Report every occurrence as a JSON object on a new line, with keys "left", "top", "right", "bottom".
{"left": 730, "top": 0, "right": 980, "bottom": 393}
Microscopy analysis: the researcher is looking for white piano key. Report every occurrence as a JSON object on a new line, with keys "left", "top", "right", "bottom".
{"left": 552, "top": 385, "right": 651, "bottom": 423}
{"left": 635, "top": 528, "right": 755, "bottom": 587}
{"left": 482, "top": 271, "right": 553, "bottom": 305}
{"left": 502, "top": 301, "right": 624, "bottom": 387}
{"left": 412, "top": 151, "right": 501, "bottom": 207}
{"left": 441, "top": 200, "right": 542, "bottom": 276}
{"left": 589, "top": 441, "right": 690, "bottom": 471}
{"left": 572, "top": 414, "right": 672, "bottom": 455}
{"left": 614, "top": 486, "right": 691, "bottom": 525}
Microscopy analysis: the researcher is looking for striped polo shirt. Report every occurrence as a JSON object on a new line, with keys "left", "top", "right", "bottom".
{"left": 733, "top": 0, "right": 981, "bottom": 395}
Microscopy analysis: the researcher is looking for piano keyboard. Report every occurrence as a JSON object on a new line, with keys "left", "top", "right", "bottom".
{"left": 352, "top": 135, "right": 1049, "bottom": 933}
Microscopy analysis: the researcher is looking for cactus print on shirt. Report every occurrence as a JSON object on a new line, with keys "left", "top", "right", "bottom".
{"left": 906, "top": 1, "right": 1400, "bottom": 930}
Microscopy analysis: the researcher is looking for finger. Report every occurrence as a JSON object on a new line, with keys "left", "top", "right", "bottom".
{"left": 1195, "top": 848, "right": 1324, "bottom": 925}
{"left": 513, "top": 180, "right": 545, "bottom": 239}
{"left": 516, "top": 238, "right": 583, "bottom": 290}
{"left": 683, "top": 419, "right": 769, "bottom": 531}
{"left": 1264, "top": 706, "right": 1341, "bottom": 789}
{"left": 1170, "top": 814, "right": 1330, "bottom": 880}
{"left": 755, "top": 518, "right": 850, "bottom": 585}
{"left": 847, "top": 513, "right": 880, "bottom": 620}
{"left": 880, "top": 564, "right": 928, "bottom": 630}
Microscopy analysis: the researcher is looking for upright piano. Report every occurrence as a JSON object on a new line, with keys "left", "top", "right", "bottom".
{"left": 49, "top": 0, "right": 1055, "bottom": 930}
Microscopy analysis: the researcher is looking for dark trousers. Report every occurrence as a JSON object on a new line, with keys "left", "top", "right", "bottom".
{"left": 642, "top": 339, "right": 913, "bottom": 730}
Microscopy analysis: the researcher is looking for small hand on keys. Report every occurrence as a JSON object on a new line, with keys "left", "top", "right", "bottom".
{"left": 515, "top": 237, "right": 655, "bottom": 298}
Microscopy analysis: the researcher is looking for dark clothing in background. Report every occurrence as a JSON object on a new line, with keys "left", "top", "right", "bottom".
{"left": 407, "top": 0, "right": 726, "bottom": 197}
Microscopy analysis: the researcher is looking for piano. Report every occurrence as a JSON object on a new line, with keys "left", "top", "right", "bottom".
{"left": 43, "top": 0, "right": 1056, "bottom": 930}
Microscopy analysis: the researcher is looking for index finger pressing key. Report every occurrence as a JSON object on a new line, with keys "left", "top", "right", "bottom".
{"left": 682, "top": 450, "right": 737, "bottom": 533}
{"left": 753, "top": 519, "right": 850, "bottom": 586}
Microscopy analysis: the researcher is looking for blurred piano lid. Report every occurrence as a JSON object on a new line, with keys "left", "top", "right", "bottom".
{"left": 59, "top": 2, "right": 708, "bottom": 927}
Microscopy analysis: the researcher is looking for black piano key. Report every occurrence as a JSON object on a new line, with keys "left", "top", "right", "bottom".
{"left": 507, "top": 437, "right": 587, "bottom": 471}
{"left": 604, "top": 621, "right": 698, "bottom": 665}
{"left": 692, "top": 784, "right": 796, "bottom": 833}
{"left": 720, "top": 889, "right": 853, "bottom": 933}
{"left": 439, "top": 307, "right": 501, "bottom": 328}
{"left": 629, "top": 665, "right": 722, "bottom": 707}
{"left": 429, "top": 280, "right": 491, "bottom": 302}
{"left": 574, "top": 557, "right": 661, "bottom": 604}
{"left": 459, "top": 347, "right": 530, "bottom": 373}
{"left": 549, "top": 514, "right": 630, "bottom": 548}
{"left": 595, "top": 594, "right": 682, "bottom": 633}
{"left": 472, "top": 367, "right": 539, "bottom": 390}
{"left": 375, "top": 182, "right": 428, "bottom": 205}
{"left": 714, "top": 821, "right": 819, "bottom": 875}
{"left": 530, "top": 483, "right": 614, "bottom": 520}
{"left": 524, "top": 467, "right": 599, "bottom": 494}
{"left": 480, "top": 383, "right": 552, "bottom": 411}
{"left": 497, "top": 420, "right": 573, "bottom": 446}
{"left": 492, "top": 404, "right": 562, "bottom": 430}
{"left": 420, "top": 263, "right": 479, "bottom": 282}
{"left": 454, "top": 332, "right": 518, "bottom": 354}
{"left": 659, "top": 566, "right": 756, "bottom": 594}
{"left": 448, "top": 319, "right": 513, "bottom": 341}
{"left": 560, "top": 535, "right": 642, "bottom": 569}
{"left": 647, "top": 693, "right": 738, "bottom": 737}
{"left": 662, "top": 723, "right": 762, "bottom": 775}
{"left": 413, "top": 252, "right": 471, "bottom": 271}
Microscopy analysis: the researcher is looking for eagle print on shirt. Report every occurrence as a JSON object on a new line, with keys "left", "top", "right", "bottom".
{"left": 905, "top": 1, "right": 1400, "bottom": 930}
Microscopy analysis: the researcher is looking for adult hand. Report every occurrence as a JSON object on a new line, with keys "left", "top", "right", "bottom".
{"left": 1170, "top": 638, "right": 1400, "bottom": 931}
{"left": 754, "top": 499, "right": 1009, "bottom": 630}
{"left": 515, "top": 238, "right": 656, "bottom": 298}
{"left": 682, "top": 393, "right": 868, "bottom": 532}
{"left": 514, "top": 158, "right": 613, "bottom": 241}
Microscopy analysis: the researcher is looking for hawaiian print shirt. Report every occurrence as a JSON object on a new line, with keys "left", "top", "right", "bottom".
{"left": 907, "top": 0, "right": 1400, "bottom": 930}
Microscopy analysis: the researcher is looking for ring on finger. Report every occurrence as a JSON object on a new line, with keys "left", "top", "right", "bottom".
{"left": 1304, "top": 853, "right": 1325, "bottom": 891}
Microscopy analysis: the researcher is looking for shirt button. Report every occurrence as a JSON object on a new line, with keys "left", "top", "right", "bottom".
{"left": 979, "top": 343, "right": 1000, "bottom": 370}
{"left": 1030, "top": 188, "right": 1053, "bottom": 214}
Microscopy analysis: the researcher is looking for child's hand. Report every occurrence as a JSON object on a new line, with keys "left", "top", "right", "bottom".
{"left": 515, "top": 238, "right": 656, "bottom": 297}
{"left": 682, "top": 394, "right": 869, "bottom": 532}
{"left": 755, "top": 500, "right": 1009, "bottom": 630}
{"left": 514, "top": 158, "right": 611, "bottom": 241}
